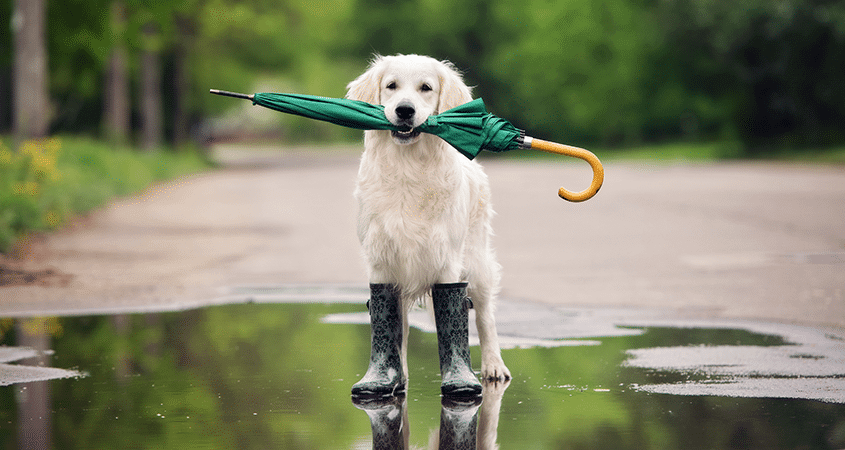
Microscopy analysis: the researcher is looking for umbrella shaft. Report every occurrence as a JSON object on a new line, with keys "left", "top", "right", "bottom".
{"left": 209, "top": 89, "right": 254, "bottom": 100}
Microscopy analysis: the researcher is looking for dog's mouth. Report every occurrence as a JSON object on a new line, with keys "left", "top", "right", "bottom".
{"left": 391, "top": 127, "right": 422, "bottom": 143}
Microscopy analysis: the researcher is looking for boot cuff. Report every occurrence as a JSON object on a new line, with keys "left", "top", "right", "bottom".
{"left": 432, "top": 282, "right": 469, "bottom": 290}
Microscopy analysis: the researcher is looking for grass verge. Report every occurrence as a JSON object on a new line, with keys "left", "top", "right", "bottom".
{"left": 0, "top": 136, "right": 212, "bottom": 254}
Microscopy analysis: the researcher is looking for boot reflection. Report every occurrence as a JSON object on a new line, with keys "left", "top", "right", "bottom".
{"left": 435, "top": 396, "right": 482, "bottom": 449}
{"left": 353, "top": 395, "right": 410, "bottom": 449}
{"left": 352, "top": 379, "right": 510, "bottom": 450}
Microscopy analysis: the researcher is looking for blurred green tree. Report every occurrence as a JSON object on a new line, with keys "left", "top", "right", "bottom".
{"left": 0, "top": 0, "right": 842, "bottom": 153}
{"left": 655, "top": 0, "right": 845, "bottom": 151}
{"left": 46, "top": 0, "right": 111, "bottom": 135}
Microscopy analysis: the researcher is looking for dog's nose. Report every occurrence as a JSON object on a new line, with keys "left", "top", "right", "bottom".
{"left": 395, "top": 102, "right": 415, "bottom": 121}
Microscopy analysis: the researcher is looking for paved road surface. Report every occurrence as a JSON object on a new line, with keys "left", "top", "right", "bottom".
{"left": 4, "top": 145, "right": 844, "bottom": 330}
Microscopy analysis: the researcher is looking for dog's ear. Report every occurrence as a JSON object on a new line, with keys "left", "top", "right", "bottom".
{"left": 437, "top": 61, "right": 473, "bottom": 113}
{"left": 346, "top": 56, "right": 383, "bottom": 104}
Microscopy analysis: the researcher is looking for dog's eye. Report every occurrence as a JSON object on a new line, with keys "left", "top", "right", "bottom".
{"left": 386, "top": 82, "right": 397, "bottom": 90}
{"left": 420, "top": 83, "right": 432, "bottom": 92}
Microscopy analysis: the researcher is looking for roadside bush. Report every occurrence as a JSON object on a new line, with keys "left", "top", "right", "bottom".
{"left": 0, "top": 137, "right": 210, "bottom": 254}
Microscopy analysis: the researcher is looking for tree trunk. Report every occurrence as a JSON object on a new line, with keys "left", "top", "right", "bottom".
{"left": 172, "top": 16, "right": 191, "bottom": 147}
{"left": 104, "top": 1, "right": 130, "bottom": 146}
{"left": 140, "top": 23, "right": 162, "bottom": 151}
{"left": 12, "top": 0, "right": 49, "bottom": 141}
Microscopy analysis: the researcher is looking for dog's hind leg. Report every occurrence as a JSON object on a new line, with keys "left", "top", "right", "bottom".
{"left": 465, "top": 241, "right": 511, "bottom": 381}
{"left": 472, "top": 287, "right": 511, "bottom": 381}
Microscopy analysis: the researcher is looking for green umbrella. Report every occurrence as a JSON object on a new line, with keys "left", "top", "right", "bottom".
{"left": 210, "top": 90, "right": 602, "bottom": 202}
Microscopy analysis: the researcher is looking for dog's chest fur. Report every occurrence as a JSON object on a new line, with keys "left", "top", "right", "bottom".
{"left": 357, "top": 141, "right": 467, "bottom": 231}
{"left": 354, "top": 133, "right": 474, "bottom": 286}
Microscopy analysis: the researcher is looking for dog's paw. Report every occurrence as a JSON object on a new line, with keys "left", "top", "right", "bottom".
{"left": 481, "top": 376, "right": 511, "bottom": 397}
{"left": 480, "top": 355, "right": 511, "bottom": 382}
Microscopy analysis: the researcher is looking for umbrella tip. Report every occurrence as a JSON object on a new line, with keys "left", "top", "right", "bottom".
{"left": 209, "top": 89, "right": 253, "bottom": 100}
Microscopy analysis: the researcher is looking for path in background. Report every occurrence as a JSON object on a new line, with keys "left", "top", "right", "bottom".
{"left": 3, "top": 145, "right": 843, "bottom": 329}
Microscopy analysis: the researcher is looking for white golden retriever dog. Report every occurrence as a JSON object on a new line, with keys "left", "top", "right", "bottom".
{"left": 346, "top": 54, "right": 510, "bottom": 382}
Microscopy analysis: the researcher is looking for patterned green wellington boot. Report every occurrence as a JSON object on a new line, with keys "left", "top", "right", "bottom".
{"left": 432, "top": 282, "right": 483, "bottom": 397}
{"left": 352, "top": 284, "right": 406, "bottom": 397}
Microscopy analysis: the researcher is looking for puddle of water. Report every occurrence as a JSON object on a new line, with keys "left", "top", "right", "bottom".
{"left": 0, "top": 301, "right": 843, "bottom": 449}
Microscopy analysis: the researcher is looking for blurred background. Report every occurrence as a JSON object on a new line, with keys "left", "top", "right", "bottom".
{"left": 1, "top": 0, "right": 845, "bottom": 253}
{"left": 2, "top": 0, "right": 844, "bottom": 151}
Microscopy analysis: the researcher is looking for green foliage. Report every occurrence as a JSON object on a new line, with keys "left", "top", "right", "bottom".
{"left": 654, "top": 0, "right": 845, "bottom": 150}
{"left": 486, "top": 0, "right": 664, "bottom": 145}
{"left": 0, "top": 136, "right": 210, "bottom": 253}
{"left": 1, "top": 0, "right": 843, "bottom": 153}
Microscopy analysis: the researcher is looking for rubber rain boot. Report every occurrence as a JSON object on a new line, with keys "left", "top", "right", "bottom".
{"left": 432, "top": 282, "right": 483, "bottom": 397}
{"left": 352, "top": 283, "right": 406, "bottom": 397}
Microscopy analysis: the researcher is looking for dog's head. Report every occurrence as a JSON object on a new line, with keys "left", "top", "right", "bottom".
{"left": 346, "top": 54, "right": 473, "bottom": 145}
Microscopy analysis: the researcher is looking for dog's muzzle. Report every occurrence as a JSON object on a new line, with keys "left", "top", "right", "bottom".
{"left": 391, "top": 102, "right": 422, "bottom": 143}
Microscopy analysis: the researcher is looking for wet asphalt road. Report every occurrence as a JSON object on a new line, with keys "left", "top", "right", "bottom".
{"left": 4, "top": 144, "right": 844, "bottom": 331}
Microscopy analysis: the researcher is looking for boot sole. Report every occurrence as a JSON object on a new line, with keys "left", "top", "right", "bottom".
{"left": 441, "top": 384, "right": 482, "bottom": 397}
{"left": 351, "top": 382, "right": 406, "bottom": 398}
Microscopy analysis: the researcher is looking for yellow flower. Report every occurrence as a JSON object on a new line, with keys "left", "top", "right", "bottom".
{"left": 45, "top": 137, "right": 62, "bottom": 156}
{"left": 31, "top": 153, "right": 57, "bottom": 179}
{"left": 13, "top": 181, "right": 39, "bottom": 196}
{"left": 0, "top": 148, "right": 12, "bottom": 166}
{"left": 20, "top": 140, "right": 39, "bottom": 158}
{"left": 19, "top": 139, "right": 58, "bottom": 180}
{"left": 45, "top": 210, "right": 62, "bottom": 229}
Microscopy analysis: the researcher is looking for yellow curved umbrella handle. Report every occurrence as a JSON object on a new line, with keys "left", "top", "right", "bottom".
{"left": 528, "top": 138, "right": 604, "bottom": 202}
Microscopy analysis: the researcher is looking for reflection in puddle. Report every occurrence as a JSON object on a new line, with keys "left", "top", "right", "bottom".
{"left": 353, "top": 380, "right": 508, "bottom": 449}
{"left": 0, "top": 302, "right": 843, "bottom": 449}
{"left": 0, "top": 319, "right": 85, "bottom": 386}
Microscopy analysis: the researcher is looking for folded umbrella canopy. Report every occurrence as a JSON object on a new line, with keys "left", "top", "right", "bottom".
{"left": 210, "top": 90, "right": 603, "bottom": 202}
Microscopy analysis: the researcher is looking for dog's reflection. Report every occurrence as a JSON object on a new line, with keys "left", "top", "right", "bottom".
{"left": 353, "top": 379, "right": 509, "bottom": 449}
